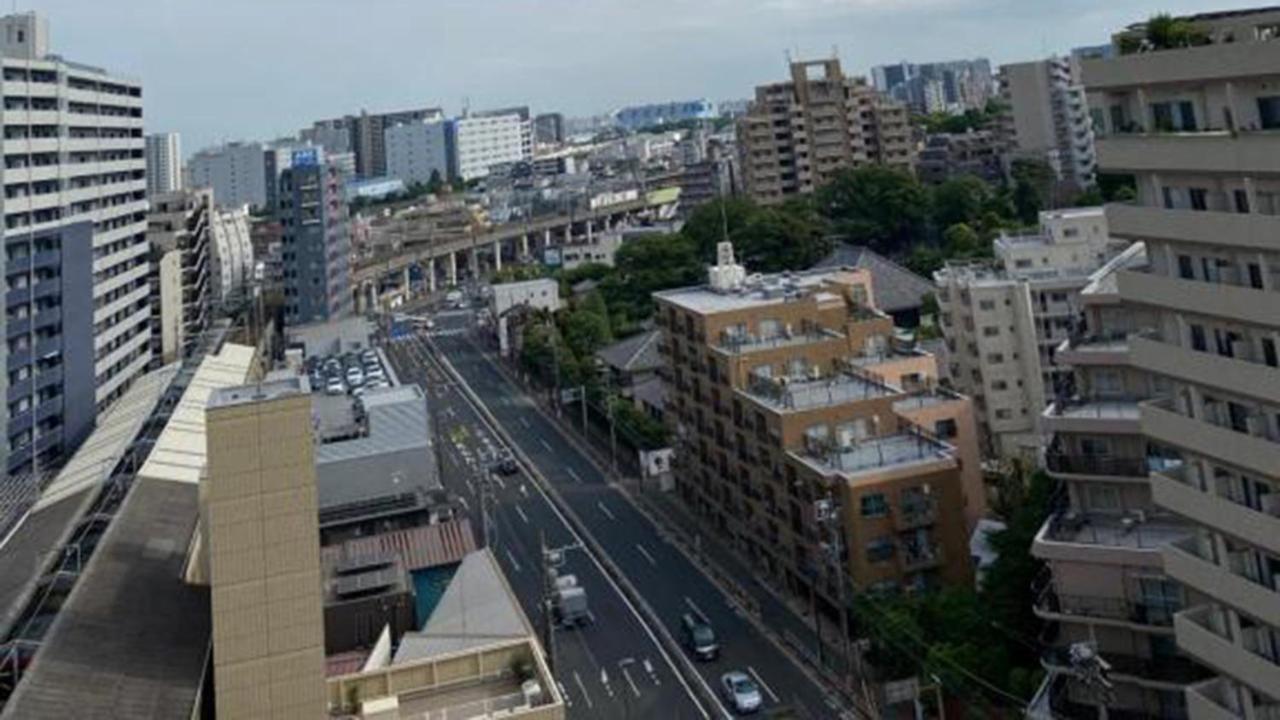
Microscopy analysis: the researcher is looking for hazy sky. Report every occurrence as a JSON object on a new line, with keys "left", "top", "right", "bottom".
{"left": 34, "top": 0, "right": 1246, "bottom": 153}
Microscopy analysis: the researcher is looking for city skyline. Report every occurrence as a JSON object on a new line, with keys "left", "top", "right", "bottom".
{"left": 41, "top": 0, "right": 1245, "bottom": 153}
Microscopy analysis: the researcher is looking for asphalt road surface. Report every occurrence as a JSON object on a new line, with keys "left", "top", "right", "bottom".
{"left": 405, "top": 309, "right": 856, "bottom": 720}
{"left": 383, "top": 331, "right": 713, "bottom": 720}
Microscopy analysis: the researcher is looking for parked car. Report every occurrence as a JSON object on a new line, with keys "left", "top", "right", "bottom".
{"left": 325, "top": 378, "right": 345, "bottom": 396}
{"left": 365, "top": 364, "right": 385, "bottom": 380}
{"left": 720, "top": 671, "right": 762, "bottom": 714}
{"left": 681, "top": 613, "right": 718, "bottom": 661}
{"left": 493, "top": 456, "right": 519, "bottom": 476}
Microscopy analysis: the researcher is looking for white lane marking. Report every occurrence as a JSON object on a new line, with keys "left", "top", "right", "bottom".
{"left": 635, "top": 543, "right": 657, "bottom": 566}
{"left": 557, "top": 681, "right": 572, "bottom": 707}
{"left": 597, "top": 502, "right": 616, "bottom": 521}
{"left": 504, "top": 549, "right": 523, "bottom": 573}
{"left": 747, "top": 666, "right": 779, "bottom": 703}
{"left": 520, "top": 416, "right": 531, "bottom": 429}
{"left": 600, "top": 668, "right": 614, "bottom": 698}
{"left": 540, "top": 438, "right": 552, "bottom": 451}
{"left": 566, "top": 467, "right": 581, "bottom": 483}
{"left": 643, "top": 658, "right": 660, "bottom": 685}
{"left": 621, "top": 664, "right": 641, "bottom": 698}
{"left": 684, "top": 596, "right": 708, "bottom": 621}
{"left": 457, "top": 496, "right": 469, "bottom": 511}
{"left": 519, "top": 484, "right": 529, "bottom": 498}
{"left": 464, "top": 478, "right": 475, "bottom": 496}
{"left": 514, "top": 504, "right": 530, "bottom": 524}
{"left": 492, "top": 474, "right": 506, "bottom": 490}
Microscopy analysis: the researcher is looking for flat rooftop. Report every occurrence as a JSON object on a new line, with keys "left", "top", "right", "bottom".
{"left": 208, "top": 375, "right": 306, "bottom": 408}
{"left": 1, "top": 478, "right": 209, "bottom": 720}
{"left": 741, "top": 371, "right": 893, "bottom": 412}
{"left": 791, "top": 432, "right": 954, "bottom": 479}
{"left": 655, "top": 267, "right": 855, "bottom": 314}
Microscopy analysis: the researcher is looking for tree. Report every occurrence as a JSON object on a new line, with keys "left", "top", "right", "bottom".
{"left": 1010, "top": 158, "right": 1055, "bottom": 225}
{"left": 932, "top": 176, "right": 991, "bottom": 229}
{"left": 599, "top": 233, "right": 703, "bottom": 326}
{"left": 1145, "top": 13, "right": 1209, "bottom": 50}
{"left": 942, "top": 223, "right": 984, "bottom": 259}
{"left": 904, "top": 245, "right": 945, "bottom": 277}
{"left": 426, "top": 169, "right": 444, "bottom": 195}
{"left": 816, "top": 166, "right": 929, "bottom": 254}
{"left": 1071, "top": 186, "right": 1105, "bottom": 208}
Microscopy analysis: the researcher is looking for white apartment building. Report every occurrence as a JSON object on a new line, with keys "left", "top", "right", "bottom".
{"left": 999, "top": 56, "right": 1098, "bottom": 189}
{"left": 448, "top": 110, "right": 532, "bottom": 181}
{"left": 1078, "top": 8, "right": 1280, "bottom": 719}
{"left": 0, "top": 12, "right": 151, "bottom": 476}
{"left": 208, "top": 205, "right": 253, "bottom": 304}
{"left": 385, "top": 118, "right": 449, "bottom": 186}
{"left": 145, "top": 131, "right": 181, "bottom": 196}
{"left": 187, "top": 141, "right": 267, "bottom": 210}
{"left": 936, "top": 207, "right": 1116, "bottom": 459}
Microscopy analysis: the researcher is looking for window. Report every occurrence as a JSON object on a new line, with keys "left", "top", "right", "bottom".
{"left": 1258, "top": 96, "right": 1280, "bottom": 130}
{"left": 1189, "top": 188, "right": 1208, "bottom": 211}
{"left": 994, "top": 408, "right": 1012, "bottom": 420}
{"left": 860, "top": 493, "right": 889, "bottom": 518}
{"left": 982, "top": 326, "right": 999, "bottom": 337}
{"left": 986, "top": 353, "right": 1005, "bottom": 364}
{"left": 865, "top": 537, "right": 895, "bottom": 563}
{"left": 1162, "top": 187, "right": 1177, "bottom": 209}
{"left": 991, "top": 380, "right": 1008, "bottom": 391}
{"left": 978, "top": 299, "right": 996, "bottom": 311}
{"left": 1249, "top": 263, "right": 1264, "bottom": 290}
{"left": 1087, "top": 484, "right": 1120, "bottom": 511}
{"left": 1178, "top": 255, "right": 1195, "bottom": 280}
{"left": 1263, "top": 338, "right": 1278, "bottom": 368}
{"left": 934, "top": 419, "right": 957, "bottom": 438}
{"left": 1190, "top": 324, "right": 1207, "bottom": 352}
{"left": 1235, "top": 189, "right": 1251, "bottom": 214}
{"left": 1014, "top": 259, "right": 1033, "bottom": 269}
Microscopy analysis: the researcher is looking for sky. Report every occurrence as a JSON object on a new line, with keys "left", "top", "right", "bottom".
{"left": 33, "top": 0, "right": 1250, "bottom": 153}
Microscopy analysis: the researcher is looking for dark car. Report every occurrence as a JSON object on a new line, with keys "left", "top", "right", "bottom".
{"left": 493, "top": 457, "right": 519, "bottom": 476}
{"left": 681, "top": 612, "right": 718, "bottom": 661}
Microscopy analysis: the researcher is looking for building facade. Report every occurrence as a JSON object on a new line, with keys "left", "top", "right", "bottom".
{"left": 613, "top": 99, "right": 716, "bottom": 130}
{"left": 187, "top": 141, "right": 268, "bottom": 210}
{"left": 654, "top": 247, "right": 981, "bottom": 637}
{"left": 738, "top": 58, "right": 915, "bottom": 205}
{"left": 147, "top": 189, "right": 211, "bottom": 365}
{"left": 208, "top": 205, "right": 253, "bottom": 305}
{"left": 1078, "top": 9, "right": 1280, "bottom": 718}
{"left": 385, "top": 118, "right": 449, "bottom": 186}
{"left": 277, "top": 151, "right": 351, "bottom": 325}
{"left": 935, "top": 207, "right": 1115, "bottom": 458}
{"left": 448, "top": 108, "right": 533, "bottom": 181}
{"left": 144, "top": 131, "right": 182, "bottom": 196}
{"left": 533, "top": 112, "right": 565, "bottom": 145}
{"left": 872, "top": 58, "right": 995, "bottom": 115}
{"left": 998, "top": 56, "right": 1098, "bottom": 190}
{"left": 0, "top": 12, "right": 150, "bottom": 477}
{"left": 917, "top": 130, "right": 1005, "bottom": 185}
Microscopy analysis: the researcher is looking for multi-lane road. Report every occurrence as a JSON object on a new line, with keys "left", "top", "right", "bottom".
{"left": 383, "top": 309, "right": 856, "bottom": 719}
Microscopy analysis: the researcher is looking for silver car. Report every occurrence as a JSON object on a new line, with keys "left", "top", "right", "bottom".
{"left": 720, "top": 671, "right": 762, "bottom": 714}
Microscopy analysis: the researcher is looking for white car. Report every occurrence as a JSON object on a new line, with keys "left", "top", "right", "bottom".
{"left": 720, "top": 671, "right": 762, "bottom": 715}
{"left": 325, "top": 378, "right": 345, "bottom": 396}
{"left": 345, "top": 367, "right": 365, "bottom": 387}
{"left": 365, "top": 365, "right": 385, "bottom": 380}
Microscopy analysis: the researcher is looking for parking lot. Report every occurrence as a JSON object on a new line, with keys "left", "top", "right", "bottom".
{"left": 305, "top": 347, "right": 393, "bottom": 396}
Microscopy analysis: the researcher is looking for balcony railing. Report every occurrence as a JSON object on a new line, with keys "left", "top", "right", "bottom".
{"left": 1042, "top": 646, "right": 1210, "bottom": 686}
{"left": 1042, "top": 511, "right": 1188, "bottom": 550}
{"left": 900, "top": 541, "right": 943, "bottom": 572}
{"left": 893, "top": 498, "right": 937, "bottom": 531}
{"left": 1044, "top": 452, "right": 1148, "bottom": 478}
{"left": 1034, "top": 586, "right": 1177, "bottom": 627}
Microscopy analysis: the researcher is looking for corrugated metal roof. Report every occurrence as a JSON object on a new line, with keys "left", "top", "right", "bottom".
{"left": 320, "top": 519, "right": 476, "bottom": 573}
{"left": 137, "top": 344, "right": 257, "bottom": 485}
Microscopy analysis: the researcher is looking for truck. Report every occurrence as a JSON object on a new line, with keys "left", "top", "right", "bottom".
{"left": 553, "top": 574, "right": 590, "bottom": 627}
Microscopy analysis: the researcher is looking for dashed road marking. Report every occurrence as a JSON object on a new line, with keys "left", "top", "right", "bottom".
{"left": 566, "top": 467, "right": 581, "bottom": 483}
{"left": 643, "top": 658, "right": 660, "bottom": 685}
{"left": 514, "top": 504, "right": 529, "bottom": 524}
{"left": 492, "top": 474, "right": 506, "bottom": 490}
{"left": 748, "top": 666, "right": 779, "bottom": 703}
{"left": 635, "top": 544, "right": 657, "bottom": 566}
{"left": 457, "top": 496, "right": 469, "bottom": 511}
{"left": 520, "top": 416, "right": 531, "bottom": 429}
{"left": 504, "top": 549, "right": 522, "bottom": 573}
{"left": 557, "top": 681, "right": 571, "bottom": 707}
{"left": 597, "top": 502, "right": 616, "bottom": 521}
{"left": 684, "top": 596, "right": 708, "bottom": 621}
{"left": 539, "top": 438, "right": 552, "bottom": 451}
{"left": 600, "top": 668, "right": 614, "bottom": 698}
{"left": 519, "top": 484, "right": 529, "bottom": 498}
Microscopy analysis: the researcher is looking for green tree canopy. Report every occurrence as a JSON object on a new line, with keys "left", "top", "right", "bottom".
{"left": 816, "top": 166, "right": 929, "bottom": 254}
{"left": 932, "top": 176, "right": 992, "bottom": 229}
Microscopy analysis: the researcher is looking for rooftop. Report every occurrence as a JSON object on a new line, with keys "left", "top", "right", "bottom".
{"left": 655, "top": 267, "right": 858, "bottom": 314}
{"left": 208, "top": 375, "right": 306, "bottom": 408}
{"left": 811, "top": 245, "right": 934, "bottom": 314}
{"left": 596, "top": 329, "right": 663, "bottom": 374}
{"left": 792, "top": 432, "right": 955, "bottom": 479}
{"left": 741, "top": 370, "right": 893, "bottom": 412}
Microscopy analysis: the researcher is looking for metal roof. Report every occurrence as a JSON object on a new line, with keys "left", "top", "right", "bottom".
{"left": 137, "top": 344, "right": 256, "bottom": 485}
{"left": 320, "top": 519, "right": 476, "bottom": 573}
{"left": 813, "top": 244, "right": 934, "bottom": 314}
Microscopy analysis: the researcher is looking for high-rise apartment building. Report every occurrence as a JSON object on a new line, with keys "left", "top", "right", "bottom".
{"left": 385, "top": 118, "right": 450, "bottom": 186}
{"left": 533, "top": 112, "right": 565, "bottom": 145}
{"left": 147, "top": 189, "right": 211, "bottom": 365}
{"left": 872, "top": 58, "right": 995, "bottom": 114}
{"left": 447, "top": 107, "right": 533, "bottom": 181}
{"left": 208, "top": 205, "right": 254, "bottom": 305}
{"left": 204, "top": 377, "right": 326, "bottom": 719}
{"left": 1078, "top": 8, "right": 1280, "bottom": 718}
{"left": 738, "top": 58, "right": 915, "bottom": 205}
{"left": 613, "top": 99, "right": 716, "bottom": 131}
{"left": 654, "top": 246, "right": 982, "bottom": 632}
{"left": 936, "top": 207, "right": 1116, "bottom": 458}
{"left": 277, "top": 150, "right": 351, "bottom": 325}
{"left": 188, "top": 141, "right": 269, "bottom": 210}
{"left": 0, "top": 12, "right": 150, "bottom": 477}
{"left": 145, "top": 131, "right": 182, "bottom": 196}
{"left": 305, "top": 107, "right": 443, "bottom": 179}
{"left": 998, "top": 57, "right": 1098, "bottom": 190}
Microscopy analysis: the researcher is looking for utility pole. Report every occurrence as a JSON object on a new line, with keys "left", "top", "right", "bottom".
{"left": 539, "top": 531, "right": 557, "bottom": 675}
{"left": 579, "top": 385, "right": 588, "bottom": 436}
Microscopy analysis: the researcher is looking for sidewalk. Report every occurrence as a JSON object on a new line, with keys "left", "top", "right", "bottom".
{"left": 477, "top": 335, "right": 866, "bottom": 697}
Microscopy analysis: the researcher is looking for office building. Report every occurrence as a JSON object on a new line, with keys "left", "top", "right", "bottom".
{"left": 145, "top": 131, "right": 182, "bottom": 196}
{"left": 385, "top": 117, "right": 449, "bottom": 186}
{"left": 917, "top": 130, "right": 1004, "bottom": 185}
{"left": 0, "top": 12, "right": 150, "bottom": 477}
{"left": 300, "top": 117, "right": 352, "bottom": 156}
{"left": 1029, "top": 242, "right": 1207, "bottom": 718}
{"left": 188, "top": 141, "right": 269, "bottom": 210}
{"left": 738, "top": 58, "right": 914, "bottom": 204}
{"left": 448, "top": 108, "right": 533, "bottom": 181}
{"left": 147, "top": 189, "right": 211, "bottom": 365}
{"left": 306, "top": 107, "right": 443, "bottom": 179}
{"left": 208, "top": 205, "right": 254, "bottom": 304}
{"left": 998, "top": 56, "right": 1098, "bottom": 189}
{"left": 204, "top": 378, "right": 326, "bottom": 719}
{"left": 655, "top": 245, "right": 983, "bottom": 633}
{"left": 613, "top": 99, "right": 716, "bottom": 130}
{"left": 935, "top": 207, "right": 1115, "bottom": 459}
{"left": 533, "top": 111, "right": 565, "bottom": 145}
{"left": 278, "top": 150, "right": 352, "bottom": 325}
{"left": 872, "top": 58, "right": 995, "bottom": 114}
{"left": 1080, "top": 9, "right": 1280, "bottom": 718}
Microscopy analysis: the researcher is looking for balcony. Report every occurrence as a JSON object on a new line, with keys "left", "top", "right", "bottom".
{"left": 1153, "top": 464, "right": 1280, "bottom": 557}
{"left": 1055, "top": 334, "right": 1130, "bottom": 367}
{"left": 1082, "top": 35, "right": 1280, "bottom": 90}
{"left": 893, "top": 497, "right": 937, "bottom": 531}
{"left": 1186, "top": 677, "right": 1280, "bottom": 720}
{"left": 739, "top": 369, "right": 893, "bottom": 413}
{"left": 1041, "top": 646, "right": 1208, "bottom": 689}
{"left": 899, "top": 541, "right": 943, "bottom": 573}
{"left": 1141, "top": 397, "right": 1280, "bottom": 480}
{"left": 1096, "top": 130, "right": 1280, "bottom": 176}
{"left": 715, "top": 327, "right": 845, "bottom": 355}
{"left": 1107, "top": 203, "right": 1280, "bottom": 253}
{"left": 1042, "top": 396, "right": 1142, "bottom": 435}
{"left": 1131, "top": 333, "right": 1280, "bottom": 406}
{"left": 1175, "top": 606, "right": 1280, "bottom": 697}
{"left": 1033, "top": 511, "right": 1188, "bottom": 566}
{"left": 1034, "top": 587, "right": 1176, "bottom": 631}
{"left": 1120, "top": 268, "right": 1280, "bottom": 328}
{"left": 1162, "top": 536, "right": 1280, "bottom": 629}
{"left": 1044, "top": 451, "right": 1149, "bottom": 480}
